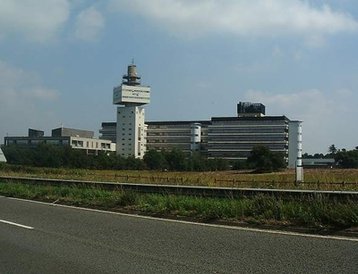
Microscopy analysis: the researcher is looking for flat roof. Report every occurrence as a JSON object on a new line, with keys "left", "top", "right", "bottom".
{"left": 146, "top": 120, "right": 211, "bottom": 125}
{"left": 102, "top": 116, "right": 291, "bottom": 126}
{"left": 211, "top": 116, "right": 289, "bottom": 122}
{"left": 101, "top": 122, "right": 116, "bottom": 126}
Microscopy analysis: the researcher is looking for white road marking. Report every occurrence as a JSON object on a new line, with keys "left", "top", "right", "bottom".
{"left": 0, "top": 219, "right": 34, "bottom": 230}
{"left": 6, "top": 196, "right": 358, "bottom": 242}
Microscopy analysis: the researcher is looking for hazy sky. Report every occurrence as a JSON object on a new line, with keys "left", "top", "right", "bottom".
{"left": 0, "top": 0, "right": 357, "bottom": 154}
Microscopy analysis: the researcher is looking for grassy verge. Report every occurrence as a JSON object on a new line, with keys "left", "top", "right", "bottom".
{"left": 1, "top": 181, "right": 357, "bottom": 233}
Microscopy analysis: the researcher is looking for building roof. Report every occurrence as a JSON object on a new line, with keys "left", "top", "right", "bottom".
{"left": 146, "top": 120, "right": 211, "bottom": 126}
{"left": 51, "top": 127, "right": 94, "bottom": 138}
{"left": 211, "top": 116, "right": 289, "bottom": 122}
{"left": 101, "top": 122, "right": 116, "bottom": 127}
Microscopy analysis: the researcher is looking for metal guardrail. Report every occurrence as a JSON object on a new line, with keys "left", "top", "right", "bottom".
{"left": 0, "top": 176, "right": 357, "bottom": 201}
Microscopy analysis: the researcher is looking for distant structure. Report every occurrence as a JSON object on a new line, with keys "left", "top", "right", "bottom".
{"left": 28, "top": 128, "right": 44, "bottom": 138}
{"left": 0, "top": 147, "right": 6, "bottom": 162}
{"left": 302, "top": 158, "right": 335, "bottom": 168}
{"left": 237, "top": 102, "right": 265, "bottom": 117}
{"left": 113, "top": 63, "right": 150, "bottom": 158}
{"left": 4, "top": 127, "right": 115, "bottom": 155}
{"left": 100, "top": 102, "right": 302, "bottom": 168}
{"left": 99, "top": 122, "right": 116, "bottom": 143}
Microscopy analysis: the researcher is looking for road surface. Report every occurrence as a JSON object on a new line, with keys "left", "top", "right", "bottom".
{"left": 0, "top": 196, "right": 357, "bottom": 273}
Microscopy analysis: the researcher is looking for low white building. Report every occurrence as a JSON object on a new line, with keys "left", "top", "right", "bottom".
{"left": 4, "top": 127, "right": 116, "bottom": 155}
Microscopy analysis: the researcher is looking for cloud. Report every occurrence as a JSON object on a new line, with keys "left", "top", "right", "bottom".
{"left": 0, "top": 60, "right": 59, "bottom": 138}
{"left": 0, "top": 61, "right": 59, "bottom": 101}
{"left": 0, "top": 0, "right": 70, "bottom": 42}
{"left": 74, "top": 6, "right": 105, "bottom": 41}
{"left": 244, "top": 89, "right": 358, "bottom": 153}
{"left": 109, "top": 0, "right": 358, "bottom": 41}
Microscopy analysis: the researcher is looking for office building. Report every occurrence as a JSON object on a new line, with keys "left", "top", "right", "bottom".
{"left": 4, "top": 127, "right": 115, "bottom": 155}
{"left": 207, "top": 115, "right": 289, "bottom": 161}
{"left": 146, "top": 121, "right": 210, "bottom": 155}
{"left": 100, "top": 102, "right": 301, "bottom": 167}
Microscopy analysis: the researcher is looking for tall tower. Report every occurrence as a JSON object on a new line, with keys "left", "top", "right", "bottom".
{"left": 288, "top": 120, "right": 304, "bottom": 182}
{"left": 113, "top": 63, "right": 150, "bottom": 158}
{"left": 295, "top": 121, "right": 304, "bottom": 182}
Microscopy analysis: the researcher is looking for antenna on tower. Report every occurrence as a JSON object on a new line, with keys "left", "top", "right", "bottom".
{"left": 122, "top": 61, "right": 141, "bottom": 86}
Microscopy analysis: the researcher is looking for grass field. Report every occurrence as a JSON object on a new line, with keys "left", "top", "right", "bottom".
{"left": 0, "top": 164, "right": 357, "bottom": 190}
{"left": 1, "top": 164, "right": 357, "bottom": 233}
{"left": 0, "top": 181, "right": 357, "bottom": 232}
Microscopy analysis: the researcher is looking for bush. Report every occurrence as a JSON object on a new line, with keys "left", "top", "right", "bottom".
{"left": 247, "top": 145, "right": 286, "bottom": 173}
{"left": 335, "top": 149, "right": 358, "bottom": 168}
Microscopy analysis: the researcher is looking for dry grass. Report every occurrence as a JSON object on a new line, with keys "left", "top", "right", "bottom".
{"left": 0, "top": 165, "right": 357, "bottom": 191}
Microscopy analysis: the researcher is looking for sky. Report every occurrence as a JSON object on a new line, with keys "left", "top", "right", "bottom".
{"left": 0, "top": 0, "right": 357, "bottom": 154}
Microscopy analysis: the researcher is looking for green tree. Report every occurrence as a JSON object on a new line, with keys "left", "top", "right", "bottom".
{"left": 335, "top": 149, "right": 358, "bottom": 168}
{"left": 143, "top": 150, "right": 167, "bottom": 170}
{"left": 328, "top": 144, "right": 337, "bottom": 155}
{"left": 164, "top": 149, "right": 186, "bottom": 171}
{"left": 33, "top": 143, "right": 64, "bottom": 167}
{"left": 232, "top": 159, "right": 248, "bottom": 170}
{"left": 271, "top": 152, "right": 286, "bottom": 170}
{"left": 206, "top": 158, "right": 230, "bottom": 171}
{"left": 189, "top": 152, "right": 208, "bottom": 171}
{"left": 247, "top": 145, "right": 286, "bottom": 173}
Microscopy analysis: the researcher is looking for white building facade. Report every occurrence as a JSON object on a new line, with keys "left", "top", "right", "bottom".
{"left": 4, "top": 127, "right": 115, "bottom": 155}
{"left": 116, "top": 106, "right": 146, "bottom": 158}
{"left": 0, "top": 148, "right": 6, "bottom": 162}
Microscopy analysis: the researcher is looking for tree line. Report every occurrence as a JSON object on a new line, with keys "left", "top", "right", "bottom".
{"left": 303, "top": 144, "right": 358, "bottom": 168}
{"left": 1, "top": 144, "right": 286, "bottom": 172}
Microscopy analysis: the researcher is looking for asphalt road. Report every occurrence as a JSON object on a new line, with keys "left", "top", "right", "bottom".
{"left": 0, "top": 196, "right": 357, "bottom": 274}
